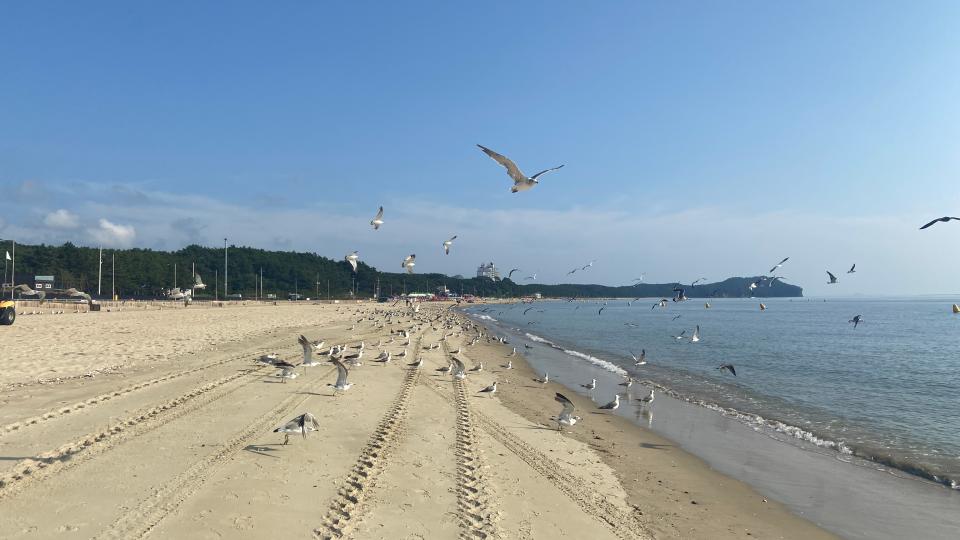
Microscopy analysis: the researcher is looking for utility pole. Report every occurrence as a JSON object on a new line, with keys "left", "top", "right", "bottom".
{"left": 316, "top": 272, "right": 320, "bottom": 299}
{"left": 174, "top": 262, "right": 177, "bottom": 291}
{"left": 326, "top": 279, "right": 330, "bottom": 301}
{"left": 223, "top": 238, "right": 228, "bottom": 298}
{"left": 98, "top": 246, "right": 103, "bottom": 296}
{"left": 259, "top": 267, "right": 263, "bottom": 300}
{"left": 215, "top": 269, "right": 218, "bottom": 301}
{"left": 111, "top": 252, "right": 115, "bottom": 300}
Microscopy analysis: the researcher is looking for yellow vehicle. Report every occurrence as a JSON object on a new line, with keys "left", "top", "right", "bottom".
{"left": 0, "top": 300, "right": 14, "bottom": 325}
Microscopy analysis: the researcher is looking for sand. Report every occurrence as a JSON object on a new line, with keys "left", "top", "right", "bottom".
{"left": 0, "top": 301, "right": 837, "bottom": 539}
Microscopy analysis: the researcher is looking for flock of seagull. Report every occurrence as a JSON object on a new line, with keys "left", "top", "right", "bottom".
{"left": 273, "top": 143, "right": 960, "bottom": 440}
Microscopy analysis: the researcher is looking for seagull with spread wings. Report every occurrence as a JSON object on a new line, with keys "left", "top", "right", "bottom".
{"left": 274, "top": 413, "right": 320, "bottom": 445}
{"left": 769, "top": 257, "right": 790, "bottom": 274}
{"left": 402, "top": 254, "right": 416, "bottom": 274}
{"left": 345, "top": 251, "right": 360, "bottom": 273}
{"left": 477, "top": 144, "right": 564, "bottom": 193}
{"left": 826, "top": 271, "right": 839, "bottom": 284}
{"left": 370, "top": 206, "right": 384, "bottom": 230}
{"left": 443, "top": 235, "right": 457, "bottom": 255}
{"left": 919, "top": 216, "right": 960, "bottom": 230}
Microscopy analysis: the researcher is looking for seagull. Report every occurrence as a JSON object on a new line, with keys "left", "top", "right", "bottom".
{"left": 402, "top": 254, "right": 416, "bottom": 274}
{"left": 274, "top": 413, "right": 320, "bottom": 445}
{"left": 598, "top": 306, "right": 605, "bottom": 315}
{"left": 370, "top": 206, "right": 384, "bottom": 230}
{"left": 436, "top": 362, "right": 453, "bottom": 375}
{"left": 503, "top": 360, "right": 513, "bottom": 370}
{"left": 581, "top": 378, "right": 596, "bottom": 390}
{"left": 477, "top": 144, "right": 564, "bottom": 193}
{"left": 826, "top": 271, "right": 838, "bottom": 284}
{"left": 452, "top": 358, "right": 467, "bottom": 379}
{"left": 567, "top": 268, "right": 578, "bottom": 275}
{"left": 508, "top": 347, "right": 517, "bottom": 357}
{"left": 619, "top": 377, "right": 634, "bottom": 388}
{"left": 581, "top": 260, "right": 595, "bottom": 271}
{"left": 919, "top": 216, "right": 960, "bottom": 230}
{"left": 328, "top": 358, "right": 352, "bottom": 395}
{"left": 469, "top": 361, "right": 483, "bottom": 373}
{"left": 717, "top": 363, "right": 737, "bottom": 376}
{"left": 630, "top": 349, "right": 647, "bottom": 366}
{"left": 524, "top": 273, "right": 537, "bottom": 280}
{"left": 409, "top": 357, "right": 423, "bottom": 368}
{"left": 598, "top": 394, "right": 620, "bottom": 410}
{"left": 275, "top": 360, "right": 299, "bottom": 383}
{"left": 690, "top": 325, "right": 700, "bottom": 342}
{"left": 554, "top": 393, "right": 581, "bottom": 431}
{"left": 849, "top": 314, "right": 863, "bottom": 329}
{"left": 443, "top": 235, "right": 457, "bottom": 255}
{"left": 848, "top": 264, "right": 856, "bottom": 274}
{"left": 637, "top": 389, "right": 655, "bottom": 406}
{"left": 633, "top": 274, "right": 646, "bottom": 282}
{"left": 298, "top": 335, "right": 321, "bottom": 371}
{"left": 507, "top": 268, "right": 521, "bottom": 279}
{"left": 345, "top": 251, "right": 360, "bottom": 273}
{"left": 760, "top": 303, "right": 767, "bottom": 311}
{"left": 674, "top": 330, "right": 687, "bottom": 340}
{"left": 671, "top": 314, "right": 682, "bottom": 321}
{"left": 769, "top": 257, "right": 790, "bottom": 274}
{"left": 478, "top": 382, "right": 497, "bottom": 396}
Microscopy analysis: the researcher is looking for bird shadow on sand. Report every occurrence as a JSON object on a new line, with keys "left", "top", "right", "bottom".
{"left": 639, "top": 442, "right": 673, "bottom": 450}
{"left": 512, "top": 424, "right": 557, "bottom": 432}
{"left": 242, "top": 444, "right": 283, "bottom": 458}
{"left": 296, "top": 391, "right": 334, "bottom": 397}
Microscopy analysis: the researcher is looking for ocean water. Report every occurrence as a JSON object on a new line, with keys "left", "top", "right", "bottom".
{"left": 467, "top": 297, "right": 960, "bottom": 489}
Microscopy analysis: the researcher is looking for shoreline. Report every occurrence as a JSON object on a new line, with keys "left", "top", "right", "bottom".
{"left": 463, "top": 307, "right": 960, "bottom": 540}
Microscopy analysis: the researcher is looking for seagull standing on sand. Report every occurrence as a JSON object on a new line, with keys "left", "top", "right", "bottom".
{"left": 402, "top": 254, "right": 416, "bottom": 274}
{"left": 275, "top": 360, "right": 299, "bottom": 383}
{"left": 637, "top": 389, "right": 655, "bottom": 406}
{"left": 274, "top": 413, "right": 320, "bottom": 445}
{"left": 554, "top": 393, "right": 581, "bottom": 431}
{"left": 534, "top": 372, "right": 550, "bottom": 384}
{"left": 370, "top": 206, "right": 384, "bottom": 230}
{"left": 329, "top": 358, "right": 352, "bottom": 395}
{"left": 452, "top": 358, "right": 467, "bottom": 379}
{"left": 599, "top": 394, "right": 620, "bottom": 410}
{"left": 478, "top": 382, "right": 497, "bottom": 397}
{"left": 477, "top": 144, "right": 564, "bottom": 193}
{"left": 345, "top": 251, "right": 360, "bottom": 273}
{"left": 443, "top": 236, "right": 457, "bottom": 255}
{"left": 826, "top": 271, "right": 839, "bottom": 284}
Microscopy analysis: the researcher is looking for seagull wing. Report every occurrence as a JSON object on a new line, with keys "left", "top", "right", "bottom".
{"left": 529, "top": 164, "right": 565, "bottom": 180}
{"left": 333, "top": 358, "right": 349, "bottom": 386}
{"left": 373, "top": 206, "right": 383, "bottom": 220}
{"left": 477, "top": 144, "right": 525, "bottom": 183}
{"left": 827, "top": 271, "right": 837, "bottom": 281}
{"left": 919, "top": 217, "right": 943, "bottom": 230}
{"left": 555, "top": 392, "right": 575, "bottom": 415}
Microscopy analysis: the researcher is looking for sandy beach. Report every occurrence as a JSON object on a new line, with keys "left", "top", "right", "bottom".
{"left": 0, "top": 301, "right": 836, "bottom": 539}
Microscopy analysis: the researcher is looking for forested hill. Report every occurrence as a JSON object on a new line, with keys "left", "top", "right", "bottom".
{"left": 1, "top": 241, "right": 802, "bottom": 299}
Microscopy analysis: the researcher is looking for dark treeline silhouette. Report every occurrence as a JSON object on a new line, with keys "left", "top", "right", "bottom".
{"left": 1, "top": 240, "right": 802, "bottom": 299}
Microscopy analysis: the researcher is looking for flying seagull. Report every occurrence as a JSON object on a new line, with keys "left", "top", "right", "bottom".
{"left": 402, "top": 254, "right": 416, "bottom": 274}
{"left": 630, "top": 349, "right": 647, "bottom": 366}
{"left": 554, "top": 392, "right": 581, "bottom": 431}
{"left": 370, "top": 206, "right": 384, "bottom": 230}
{"left": 690, "top": 325, "right": 701, "bottom": 343}
{"left": 443, "top": 236, "right": 457, "bottom": 255}
{"left": 848, "top": 264, "right": 856, "bottom": 274}
{"left": 507, "top": 268, "right": 521, "bottom": 279}
{"left": 345, "top": 251, "right": 360, "bottom": 273}
{"left": 849, "top": 314, "right": 863, "bottom": 329}
{"left": 524, "top": 273, "right": 537, "bottom": 280}
{"left": 919, "top": 216, "right": 960, "bottom": 230}
{"left": 477, "top": 144, "right": 564, "bottom": 193}
{"left": 769, "top": 257, "right": 790, "bottom": 274}
{"left": 328, "top": 358, "right": 352, "bottom": 395}
{"left": 274, "top": 413, "right": 320, "bottom": 445}
{"left": 826, "top": 271, "right": 838, "bottom": 284}
{"left": 717, "top": 363, "right": 737, "bottom": 376}
{"left": 581, "top": 260, "right": 595, "bottom": 271}
{"left": 298, "top": 335, "right": 321, "bottom": 372}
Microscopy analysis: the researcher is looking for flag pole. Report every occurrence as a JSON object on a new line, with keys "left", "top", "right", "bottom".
{"left": 9, "top": 240, "right": 14, "bottom": 299}
{"left": 98, "top": 246, "right": 103, "bottom": 296}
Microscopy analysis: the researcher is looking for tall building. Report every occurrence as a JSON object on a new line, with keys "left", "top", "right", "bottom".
{"left": 476, "top": 262, "right": 500, "bottom": 280}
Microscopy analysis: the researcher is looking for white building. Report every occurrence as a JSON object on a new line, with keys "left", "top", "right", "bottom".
{"left": 476, "top": 262, "right": 500, "bottom": 280}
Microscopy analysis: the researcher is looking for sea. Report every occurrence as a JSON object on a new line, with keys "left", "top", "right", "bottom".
{"left": 464, "top": 296, "right": 960, "bottom": 538}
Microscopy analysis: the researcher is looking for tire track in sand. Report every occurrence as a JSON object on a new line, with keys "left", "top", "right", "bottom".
{"left": 92, "top": 363, "right": 341, "bottom": 540}
{"left": 419, "top": 366, "right": 650, "bottom": 540}
{"left": 443, "top": 342, "right": 501, "bottom": 540}
{"left": 0, "top": 355, "right": 300, "bottom": 500}
{"left": 313, "top": 337, "right": 423, "bottom": 539}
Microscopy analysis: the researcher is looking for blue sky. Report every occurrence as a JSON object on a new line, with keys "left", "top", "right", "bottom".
{"left": 2, "top": 2, "right": 959, "bottom": 295}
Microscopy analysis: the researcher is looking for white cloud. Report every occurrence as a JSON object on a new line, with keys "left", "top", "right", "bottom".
{"left": 43, "top": 209, "right": 80, "bottom": 229}
{"left": 88, "top": 218, "right": 136, "bottom": 247}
